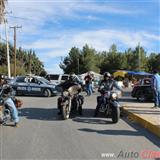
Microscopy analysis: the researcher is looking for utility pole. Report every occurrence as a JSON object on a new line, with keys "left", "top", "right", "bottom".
{"left": 0, "top": 1, "right": 11, "bottom": 78}
{"left": 10, "top": 25, "right": 22, "bottom": 77}
{"left": 0, "top": 0, "right": 5, "bottom": 43}
{"left": 4, "top": 18, "right": 11, "bottom": 78}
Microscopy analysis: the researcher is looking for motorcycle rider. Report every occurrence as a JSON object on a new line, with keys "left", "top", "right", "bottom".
{"left": 57, "top": 73, "right": 84, "bottom": 115}
{"left": 2, "top": 85, "right": 19, "bottom": 127}
{"left": 94, "top": 72, "right": 123, "bottom": 117}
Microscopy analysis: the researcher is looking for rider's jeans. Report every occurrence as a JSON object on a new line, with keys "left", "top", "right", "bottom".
{"left": 4, "top": 98, "right": 19, "bottom": 123}
{"left": 153, "top": 89, "right": 160, "bottom": 107}
{"left": 86, "top": 83, "right": 92, "bottom": 96}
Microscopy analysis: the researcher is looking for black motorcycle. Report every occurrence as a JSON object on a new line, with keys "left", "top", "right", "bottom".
{"left": 57, "top": 84, "right": 84, "bottom": 120}
{"left": 95, "top": 88, "right": 120, "bottom": 123}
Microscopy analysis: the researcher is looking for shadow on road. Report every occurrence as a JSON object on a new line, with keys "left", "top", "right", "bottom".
{"left": 78, "top": 117, "right": 160, "bottom": 148}
{"left": 78, "top": 128, "right": 143, "bottom": 136}
{"left": 73, "top": 117, "right": 113, "bottom": 125}
{"left": 19, "top": 107, "right": 60, "bottom": 121}
{"left": 19, "top": 107, "right": 98, "bottom": 121}
{"left": 19, "top": 107, "right": 100, "bottom": 122}
{"left": 72, "top": 108, "right": 113, "bottom": 125}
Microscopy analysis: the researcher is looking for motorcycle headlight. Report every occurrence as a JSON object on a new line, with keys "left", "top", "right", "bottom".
{"left": 111, "top": 93, "right": 117, "bottom": 99}
{"left": 63, "top": 91, "right": 69, "bottom": 97}
{"left": 0, "top": 98, "right": 4, "bottom": 105}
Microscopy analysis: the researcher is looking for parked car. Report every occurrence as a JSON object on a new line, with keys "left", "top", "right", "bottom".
{"left": 45, "top": 74, "right": 69, "bottom": 85}
{"left": 131, "top": 78, "right": 154, "bottom": 102}
{"left": 9, "top": 75, "right": 57, "bottom": 97}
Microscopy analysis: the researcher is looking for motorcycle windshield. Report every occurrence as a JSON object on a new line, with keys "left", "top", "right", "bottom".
{"left": 68, "top": 85, "right": 81, "bottom": 95}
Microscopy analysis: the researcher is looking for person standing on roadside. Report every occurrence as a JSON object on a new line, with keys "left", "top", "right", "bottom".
{"left": 151, "top": 70, "right": 160, "bottom": 108}
{"left": 84, "top": 72, "right": 93, "bottom": 96}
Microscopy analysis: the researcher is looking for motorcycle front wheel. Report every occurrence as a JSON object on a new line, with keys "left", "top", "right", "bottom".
{"left": 111, "top": 106, "right": 120, "bottom": 123}
{"left": 62, "top": 100, "right": 70, "bottom": 120}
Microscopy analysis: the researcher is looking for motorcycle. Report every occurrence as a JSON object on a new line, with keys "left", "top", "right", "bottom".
{"left": 95, "top": 87, "right": 121, "bottom": 123}
{"left": 58, "top": 84, "right": 84, "bottom": 120}
{"left": 0, "top": 98, "right": 12, "bottom": 125}
{"left": 0, "top": 86, "right": 22, "bottom": 125}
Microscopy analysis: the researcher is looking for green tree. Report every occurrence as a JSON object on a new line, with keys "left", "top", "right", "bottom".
{"left": 0, "top": 42, "right": 46, "bottom": 76}
{"left": 60, "top": 44, "right": 100, "bottom": 74}
{"left": 100, "top": 44, "right": 127, "bottom": 73}
{"left": 124, "top": 45, "right": 147, "bottom": 71}
{"left": 60, "top": 47, "right": 81, "bottom": 74}
{"left": 147, "top": 53, "right": 160, "bottom": 72}
{"left": 80, "top": 44, "right": 99, "bottom": 73}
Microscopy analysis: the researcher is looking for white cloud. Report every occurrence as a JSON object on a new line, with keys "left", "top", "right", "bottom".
{"left": 23, "top": 29, "right": 160, "bottom": 57}
{"left": 33, "top": 29, "right": 160, "bottom": 74}
{"left": 6, "top": 0, "right": 143, "bottom": 35}
{"left": 4, "top": 0, "right": 159, "bottom": 74}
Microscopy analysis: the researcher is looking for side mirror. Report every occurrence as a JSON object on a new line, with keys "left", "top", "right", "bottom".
{"left": 38, "top": 81, "right": 41, "bottom": 85}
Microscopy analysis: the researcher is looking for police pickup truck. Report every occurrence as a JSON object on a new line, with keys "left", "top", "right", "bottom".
{"left": 9, "top": 75, "right": 57, "bottom": 97}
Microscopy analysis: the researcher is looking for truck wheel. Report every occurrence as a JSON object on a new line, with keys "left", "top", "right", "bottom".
{"left": 43, "top": 89, "right": 51, "bottom": 97}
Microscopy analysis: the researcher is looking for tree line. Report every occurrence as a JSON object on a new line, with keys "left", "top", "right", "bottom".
{"left": 0, "top": 42, "right": 46, "bottom": 76}
{"left": 1, "top": 42, "right": 159, "bottom": 77}
{"left": 60, "top": 44, "right": 160, "bottom": 74}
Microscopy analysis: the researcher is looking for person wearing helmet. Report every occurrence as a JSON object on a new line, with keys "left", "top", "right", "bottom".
{"left": 99, "top": 72, "right": 121, "bottom": 91}
{"left": 61, "top": 72, "right": 82, "bottom": 90}
{"left": 57, "top": 72, "right": 83, "bottom": 115}
{"left": 94, "top": 72, "right": 123, "bottom": 117}
{"left": 2, "top": 85, "right": 19, "bottom": 127}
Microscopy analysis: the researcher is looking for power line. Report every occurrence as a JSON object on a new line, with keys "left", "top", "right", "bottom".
{"left": 8, "top": 15, "right": 31, "bottom": 21}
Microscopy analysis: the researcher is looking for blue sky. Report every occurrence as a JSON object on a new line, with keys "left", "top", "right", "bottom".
{"left": 4, "top": 0, "right": 160, "bottom": 73}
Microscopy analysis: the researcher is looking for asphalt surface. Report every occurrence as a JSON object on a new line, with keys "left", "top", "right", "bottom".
{"left": 0, "top": 93, "right": 160, "bottom": 160}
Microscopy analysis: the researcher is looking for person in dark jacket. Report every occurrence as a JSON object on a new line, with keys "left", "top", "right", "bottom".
{"left": 57, "top": 73, "right": 83, "bottom": 115}
{"left": 94, "top": 72, "right": 123, "bottom": 117}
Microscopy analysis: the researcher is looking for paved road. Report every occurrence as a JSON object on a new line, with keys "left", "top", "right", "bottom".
{"left": 0, "top": 94, "right": 159, "bottom": 160}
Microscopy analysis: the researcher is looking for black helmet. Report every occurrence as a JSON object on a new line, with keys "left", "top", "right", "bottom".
{"left": 104, "top": 72, "right": 111, "bottom": 78}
